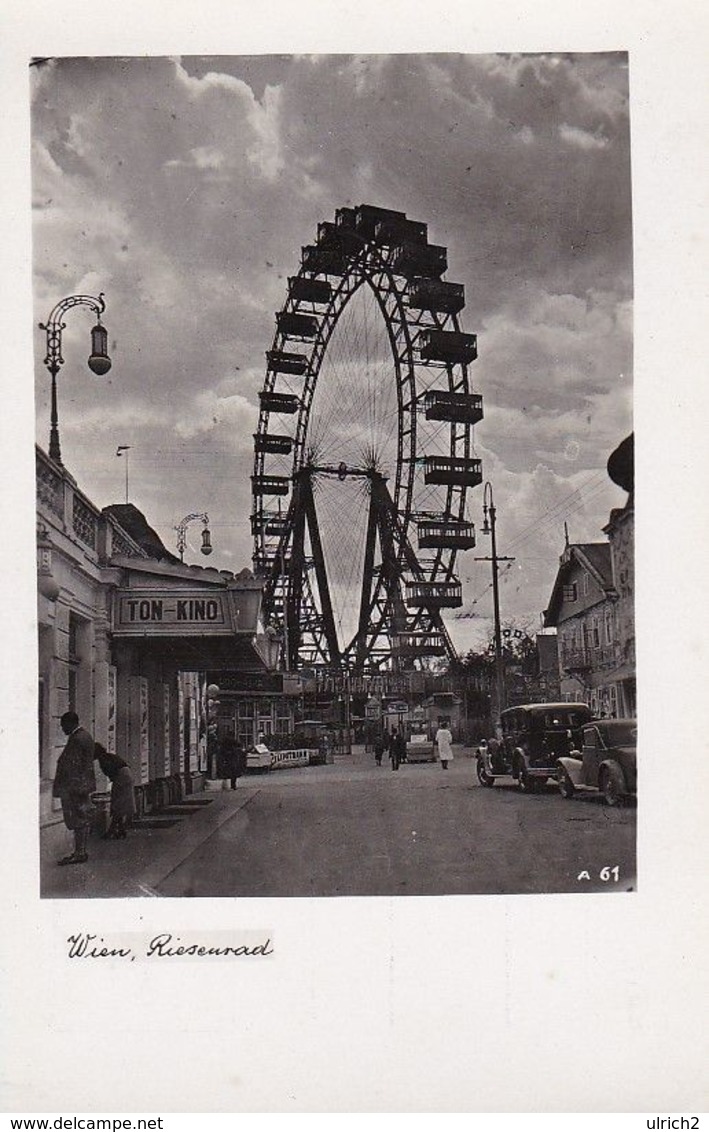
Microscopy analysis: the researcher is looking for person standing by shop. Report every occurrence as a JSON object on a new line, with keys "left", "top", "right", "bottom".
{"left": 435, "top": 720, "right": 454, "bottom": 770}
{"left": 220, "top": 734, "right": 246, "bottom": 789}
{"left": 94, "top": 743, "right": 136, "bottom": 838}
{"left": 52, "top": 711, "right": 96, "bottom": 866}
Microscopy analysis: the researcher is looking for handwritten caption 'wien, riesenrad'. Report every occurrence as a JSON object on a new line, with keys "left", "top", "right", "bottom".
{"left": 66, "top": 932, "right": 274, "bottom": 961}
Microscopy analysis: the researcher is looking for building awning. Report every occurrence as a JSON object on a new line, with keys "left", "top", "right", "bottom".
{"left": 107, "top": 558, "right": 277, "bottom": 673}
{"left": 110, "top": 559, "right": 262, "bottom": 638}
{"left": 113, "top": 633, "right": 271, "bottom": 672}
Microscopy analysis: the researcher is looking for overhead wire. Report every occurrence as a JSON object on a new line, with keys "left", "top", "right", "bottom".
{"left": 456, "top": 470, "right": 616, "bottom": 620}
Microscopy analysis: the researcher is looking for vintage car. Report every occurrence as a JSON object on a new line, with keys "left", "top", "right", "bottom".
{"left": 476, "top": 702, "right": 593, "bottom": 792}
{"left": 556, "top": 718, "right": 637, "bottom": 806}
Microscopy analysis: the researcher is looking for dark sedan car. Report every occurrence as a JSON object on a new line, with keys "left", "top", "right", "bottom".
{"left": 476, "top": 702, "right": 592, "bottom": 792}
{"left": 556, "top": 718, "right": 637, "bottom": 806}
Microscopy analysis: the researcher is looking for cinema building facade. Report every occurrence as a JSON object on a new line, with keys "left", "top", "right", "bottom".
{"left": 36, "top": 445, "right": 281, "bottom": 829}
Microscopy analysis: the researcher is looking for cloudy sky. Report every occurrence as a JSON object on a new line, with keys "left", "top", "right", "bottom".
{"left": 31, "top": 52, "right": 633, "bottom": 652}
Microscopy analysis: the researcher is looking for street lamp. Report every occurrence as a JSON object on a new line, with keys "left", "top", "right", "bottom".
{"left": 175, "top": 512, "right": 213, "bottom": 563}
{"left": 40, "top": 293, "right": 111, "bottom": 465}
{"left": 476, "top": 482, "right": 515, "bottom": 721}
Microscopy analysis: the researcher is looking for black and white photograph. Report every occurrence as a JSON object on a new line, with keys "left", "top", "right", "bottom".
{"left": 32, "top": 51, "right": 636, "bottom": 899}
{"left": 2, "top": 0, "right": 707, "bottom": 1117}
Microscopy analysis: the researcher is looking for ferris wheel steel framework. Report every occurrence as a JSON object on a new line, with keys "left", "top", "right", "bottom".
{"left": 252, "top": 205, "right": 484, "bottom": 676}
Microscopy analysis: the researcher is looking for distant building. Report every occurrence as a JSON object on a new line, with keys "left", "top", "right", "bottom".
{"left": 420, "top": 691, "right": 463, "bottom": 738}
{"left": 603, "top": 434, "right": 635, "bottom": 717}
{"left": 543, "top": 435, "right": 635, "bottom": 718}
{"left": 504, "top": 633, "right": 561, "bottom": 707}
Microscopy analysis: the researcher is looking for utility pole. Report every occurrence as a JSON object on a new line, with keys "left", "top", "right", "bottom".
{"left": 475, "top": 482, "right": 515, "bottom": 721}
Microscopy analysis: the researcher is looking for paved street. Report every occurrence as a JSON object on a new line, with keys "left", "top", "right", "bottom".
{"left": 157, "top": 745, "right": 636, "bottom": 898}
{"left": 41, "top": 744, "right": 636, "bottom": 898}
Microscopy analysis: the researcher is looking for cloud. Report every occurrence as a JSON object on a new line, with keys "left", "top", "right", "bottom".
{"left": 32, "top": 52, "right": 633, "bottom": 629}
{"left": 165, "top": 145, "right": 227, "bottom": 171}
{"left": 559, "top": 123, "right": 609, "bottom": 150}
{"left": 174, "top": 391, "right": 258, "bottom": 439}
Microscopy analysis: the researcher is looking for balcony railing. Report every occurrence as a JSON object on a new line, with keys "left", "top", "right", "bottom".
{"left": 562, "top": 643, "right": 620, "bottom": 671}
{"left": 36, "top": 449, "right": 64, "bottom": 518}
{"left": 71, "top": 491, "right": 98, "bottom": 550}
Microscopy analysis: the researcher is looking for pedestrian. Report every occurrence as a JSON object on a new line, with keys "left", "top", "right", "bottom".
{"left": 390, "top": 727, "right": 405, "bottom": 771}
{"left": 52, "top": 711, "right": 97, "bottom": 866}
{"left": 435, "top": 720, "right": 454, "bottom": 770}
{"left": 373, "top": 732, "right": 385, "bottom": 766}
{"left": 220, "top": 734, "right": 246, "bottom": 789}
{"left": 94, "top": 743, "right": 135, "bottom": 839}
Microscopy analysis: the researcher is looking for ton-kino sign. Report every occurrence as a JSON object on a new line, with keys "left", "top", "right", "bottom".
{"left": 112, "top": 589, "right": 245, "bottom": 636}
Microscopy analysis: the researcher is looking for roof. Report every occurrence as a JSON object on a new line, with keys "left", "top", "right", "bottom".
{"left": 103, "top": 504, "right": 182, "bottom": 564}
{"left": 544, "top": 543, "right": 615, "bottom": 626}
{"left": 575, "top": 543, "right": 613, "bottom": 584}
{"left": 422, "top": 692, "right": 462, "bottom": 707}
{"left": 501, "top": 702, "right": 590, "bottom": 716}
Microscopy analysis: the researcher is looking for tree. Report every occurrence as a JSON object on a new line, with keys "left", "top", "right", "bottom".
{"left": 447, "top": 648, "right": 494, "bottom": 741}
{"left": 486, "top": 619, "right": 539, "bottom": 675}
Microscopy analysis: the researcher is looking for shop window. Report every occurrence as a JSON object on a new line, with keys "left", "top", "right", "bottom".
{"left": 68, "top": 613, "right": 80, "bottom": 662}
{"left": 236, "top": 701, "right": 256, "bottom": 750}
{"left": 275, "top": 712, "right": 291, "bottom": 735}
{"left": 608, "top": 686, "right": 618, "bottom": 718}
{"left": 236, "top": 721, "right": 254, "bottom": 750}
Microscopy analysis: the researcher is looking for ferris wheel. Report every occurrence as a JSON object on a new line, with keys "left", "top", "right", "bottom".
{"left": 252, "top": 204, "right": 484, "bottom": 675}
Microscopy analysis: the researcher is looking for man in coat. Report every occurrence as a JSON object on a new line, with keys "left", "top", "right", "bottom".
{"left": 219, "top": 734, "right": 246, "bottom": 789}
{"left": 52, "top": 711, "right": 97, "bottom": 865}
{"left": 390, "top": 727, "right": 406, "bottom": 771}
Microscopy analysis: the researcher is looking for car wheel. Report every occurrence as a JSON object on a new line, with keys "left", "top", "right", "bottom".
{"left": 558, "top": 770, "right": 575, "bottom": 799}
{"left": 476, "top": 759, "right": 495, "bottom": 787}
{"left": 601, "top": 763, "right": 626, "bottom": 807}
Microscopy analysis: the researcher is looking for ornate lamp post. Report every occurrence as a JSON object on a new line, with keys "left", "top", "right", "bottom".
{"left": 175, "top": 513, "right": 213, "bottom": 563}
{"left": 40, "top": 293, "right": 111, "bottom": 465}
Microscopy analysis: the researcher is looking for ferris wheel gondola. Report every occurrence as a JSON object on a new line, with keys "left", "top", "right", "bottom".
{"left": 252, "top": 204, "right": 484, "bottom": 675}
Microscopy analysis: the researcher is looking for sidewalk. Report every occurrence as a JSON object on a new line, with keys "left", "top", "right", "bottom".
{"left": 40, "top": 781, "right": 261, "bottom": 899}
{"left": 40, "top": 745, "right": 473, "bottom": 898}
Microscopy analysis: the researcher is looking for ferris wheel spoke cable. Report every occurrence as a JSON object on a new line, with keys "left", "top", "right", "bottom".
{"left": 314, "top": 288, "right": 398, "bottom": 466}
